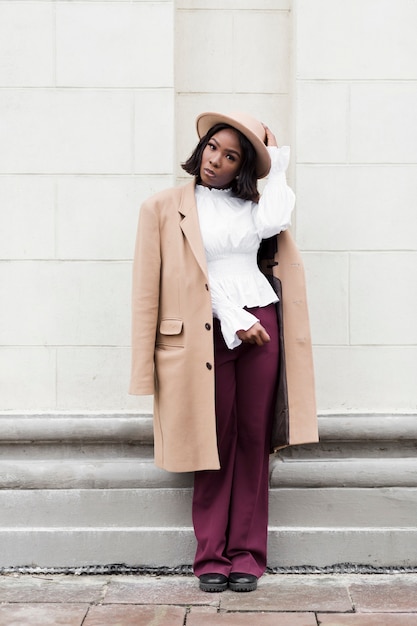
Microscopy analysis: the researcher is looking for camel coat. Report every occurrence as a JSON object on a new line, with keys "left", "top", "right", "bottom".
{"left": 129, "top": 181, "right": 318, "bottom": 472}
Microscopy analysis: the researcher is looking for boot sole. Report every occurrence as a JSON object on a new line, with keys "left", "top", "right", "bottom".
{"left": 199, "top": 581, "right": 228, "bottom": 593}
{"left": 229, "top": 580, "right": 257, "bottom": 592}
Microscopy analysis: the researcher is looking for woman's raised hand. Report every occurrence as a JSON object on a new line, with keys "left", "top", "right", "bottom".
{"left": 262, "top": 124, "right": 278, "bottom": 147}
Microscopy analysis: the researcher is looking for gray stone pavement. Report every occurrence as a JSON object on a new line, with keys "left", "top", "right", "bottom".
{"left": 1, "top": 573, "right": 417, "bottom": 625}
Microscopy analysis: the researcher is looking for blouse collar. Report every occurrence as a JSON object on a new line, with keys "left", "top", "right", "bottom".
{"left": 196, "top": 184, "right": 233, "bottom": 195}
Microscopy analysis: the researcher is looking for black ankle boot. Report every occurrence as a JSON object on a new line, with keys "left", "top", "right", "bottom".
{"left": 199, "top": 573, "right": 228, "bottom": 592}
{"left": 229, "top": 572, "right": 257, "bottom": 592}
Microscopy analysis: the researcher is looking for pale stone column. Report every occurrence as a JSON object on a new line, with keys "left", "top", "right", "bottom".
{"left": 175, "top": 0, "right": 293, "bottom": 183}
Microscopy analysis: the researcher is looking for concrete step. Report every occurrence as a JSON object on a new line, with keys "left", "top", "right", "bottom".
{"left": 2, "top": 488, "right": 417, "bottom": 529}
{"left": 1, "top": 526, "right": 416, "bottom": 569}
{"left": 0, "top": 448, "right": 192, "bottom": 490}
{"left": 1, "top": 453, "right": 416, "bottom": 489}
{"left": 0, "top": 412, "right": 417, "bottom": 569}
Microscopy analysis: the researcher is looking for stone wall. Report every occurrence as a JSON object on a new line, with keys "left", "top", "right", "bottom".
{"left": 1, "top": 0, "right": 416, "bottom": 424}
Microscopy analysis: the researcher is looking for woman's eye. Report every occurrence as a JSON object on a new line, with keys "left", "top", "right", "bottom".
{"left": 208, "top": 143, "right": 215, "bottom": 150}
{"left": 226, "top": 154, "right": 235, "bottom": 161}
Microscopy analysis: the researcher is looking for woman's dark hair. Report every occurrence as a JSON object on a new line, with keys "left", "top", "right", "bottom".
{"left": 181, "top": 123, "right": 260, "bottom": 203}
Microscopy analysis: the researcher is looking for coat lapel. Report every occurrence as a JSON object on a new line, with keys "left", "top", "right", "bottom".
{"left": 179, "top": 182, "right": 209, "bottom": 280}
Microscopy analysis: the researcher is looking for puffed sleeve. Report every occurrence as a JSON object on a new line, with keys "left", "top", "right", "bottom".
{"left": 253, "top": 146, "right": 295, "bottom": 238}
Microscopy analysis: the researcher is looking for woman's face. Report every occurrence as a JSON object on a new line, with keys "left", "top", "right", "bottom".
{"left": 199, "top": 128, "right": 242, "bottom": 189}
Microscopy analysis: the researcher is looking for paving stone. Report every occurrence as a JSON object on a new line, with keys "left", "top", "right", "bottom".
{"left": 317, "top": 614, "right": 417, "bottom": 625}
{"left": 0, "top": 574, "right": 106, "bottom": 603}
{"left": 220, "top": 575, "right": 353, "bottom": 612}
{"left": 188, "top": 605, "right": 317, "bottom": 625}
{"left": 349, "top": 576, "right": 417, "bottom": 612}
{"left": 104, "top": 575, "right": 219, "bottom": 606}
{"left": 83, "top": 604, "right": 186, "bottom": 626}
{"left": 0, "top": 603, "right": 88, "bottom": 626}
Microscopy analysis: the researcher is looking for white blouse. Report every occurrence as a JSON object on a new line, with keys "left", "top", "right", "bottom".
{"left": 196, "top": 146, "right": 295, "bottom": 349}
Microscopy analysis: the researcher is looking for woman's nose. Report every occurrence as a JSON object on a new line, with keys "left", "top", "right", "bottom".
{"left": 210, "top": 153, "right": 221, "bottom": 167}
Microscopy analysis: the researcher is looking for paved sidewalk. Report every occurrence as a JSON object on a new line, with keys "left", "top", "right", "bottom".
{"left": 0, "top": 572, "right": 417, "bottom": 625}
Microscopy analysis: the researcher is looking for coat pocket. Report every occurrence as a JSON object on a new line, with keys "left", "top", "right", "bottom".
{"left": 156, "top": 318, "right": 184, "bottom": 349}
{"left": 159, "top": 318, "right": 183, "bottom": 335}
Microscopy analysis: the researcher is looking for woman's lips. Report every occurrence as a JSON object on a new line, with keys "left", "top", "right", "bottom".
{"left": 203, "top": 167, "right": 215, "bottom": 178}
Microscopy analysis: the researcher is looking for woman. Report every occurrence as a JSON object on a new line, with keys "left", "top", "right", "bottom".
{"left": 130, "top": 111, "right": 318, "bottom": 593}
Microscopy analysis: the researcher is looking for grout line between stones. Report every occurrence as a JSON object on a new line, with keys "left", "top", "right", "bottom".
{"left": 79, "top": 604, "right": 90, "bottom": 626}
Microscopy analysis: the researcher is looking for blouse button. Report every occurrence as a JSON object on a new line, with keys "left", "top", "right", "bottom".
{"left": 206, "top": 362, "right": 212, "bottom": 370}
{"left": 205, "top": 323, "right": 211, "bottom": 330}
{"left": 205, "top": 283, "right": 209, "bottom": 291}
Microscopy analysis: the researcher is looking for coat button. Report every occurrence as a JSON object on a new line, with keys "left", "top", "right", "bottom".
{"left": 206, "top": 362, "right": 212, "bottom": 370}
{"left": 205, "top": 283, "right": 209, "bottom": 291}
{"left": 205, "top": 323, "right": 211, "bottom": 330}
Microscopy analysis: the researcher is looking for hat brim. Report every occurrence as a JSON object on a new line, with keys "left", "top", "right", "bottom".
{"left": 196, "top": 112, "right": 271, "bottom": 179}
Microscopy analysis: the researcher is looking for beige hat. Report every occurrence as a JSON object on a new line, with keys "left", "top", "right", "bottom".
{"left": 196, "top": 111, "right": 271, "bottom": 179}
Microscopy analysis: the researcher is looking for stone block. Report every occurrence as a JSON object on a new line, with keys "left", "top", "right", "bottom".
{"left": 296, "top": 0, "right": 417, "bottom": 79}
{"left": 270, "top": 458, "right": 417, "bottom": 488}
{"left": 233, "top": 10, "right": 290, "bottom": 94}
{"left": 269, "top": 488, "right": 417, "bottom": 528}
{"left": 0, "top": 176, "right": 55, "bottom": 259}
{"left": 175, "top": 10, "right": 234, "bottom": 93}
{"left": 267, "top": 529, "right": 417, "bottom": 568}
{"left": 0, "top": 3, "right": 54, "bottom": 86}
{"left": 0, "top": 455, "right": 183, "bottom": 490}
{"left": 0, "top": 575, "right": 105, "bottom": 603}
{"left": 0, "top": 413, "right": 153, "bottom": 444}
{"left": 56, "top": 3, "right": 173, "bottom": 88}
{"left": 220, "top": 574, "right": 352, "bottom": 612}
{"left": 84, "top": 605, "right": 186, "bottom": 626}
{"left": 0, "top": 261, "right": 130, "bottom": 346}
{"left": 349, "top": 576, "right": 417, "bottom": 612}
{"left": 313, "top": 346, "right": 417, "bottom": 412}
{"left": 302, "top": 252, "right": 349, "bottom": 345}
{"left": 350, "top": 84, "right": 417, "bottom": 163}
{"left": 56, "top": 347, "right": 145, "bottom": 411}
{"left": 0, "top": 604, "right": 88, "bottom": 626}
{"left": 0, "top": 90, "right": 132, "bottom": 174}
{"left": 103, "top": 575, "right": 217, "bottom": 605}
{"left": 350, "top": 253, "right": 417, "bottom": 345}
{"left": 188, "top": 606, "right": 316, "bottom": 625}
{"left": 318, "top": 615, "right": 417, "bottom": 625}
{"left": 134, "top": 90, "right": 174, "bottom": 174}
{"left": 318, "top": 414, "right": 417, "bottom": 442}
{"left": 296, "top": 82, "right": 348, "bottom": 163}
{"left": 0, "top": 347, "right": 56, "bottom": 411}
{"left": 0, "top": 528, "right": 195, "bottom": 568}
{"left": 0, "top": 489, "right": 192, "bottom": 527}
{"left": 296, "top": 165, "right": 417, "bottom": 251}
{"left": 56, "top": 175, "right": 171, "bottom": 260}
{"left": 176, "top": 8, "right": 290, "bottom": 94}
{"left": 177, "top": 0, "right": 290, "bottom": 7}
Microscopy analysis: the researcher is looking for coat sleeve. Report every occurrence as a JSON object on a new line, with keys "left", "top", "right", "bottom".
{"left": 129, "top": 199, "right": 161, "bottom": 395}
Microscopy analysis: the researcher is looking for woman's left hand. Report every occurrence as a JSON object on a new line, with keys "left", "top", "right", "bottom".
{"left": 237, "top": 322, "right": 271, "bottom": 346}
{"left": 263, "top": 124, "right": 278, "bottom": 147}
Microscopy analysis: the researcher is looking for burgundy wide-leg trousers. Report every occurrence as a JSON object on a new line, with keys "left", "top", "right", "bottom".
{"left": 192, "top": 303, "right": 279, "bottom": 578}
